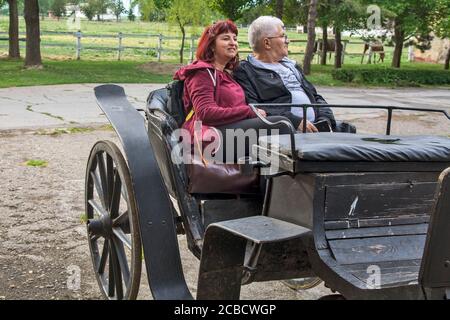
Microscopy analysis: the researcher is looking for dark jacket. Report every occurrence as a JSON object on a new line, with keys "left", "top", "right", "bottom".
{"left": 234, "top": 58, "right": 336, "bottom": 129}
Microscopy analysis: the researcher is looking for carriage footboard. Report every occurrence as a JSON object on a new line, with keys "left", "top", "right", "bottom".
{"left": 196, "top": 216, "right": 310, "bottom": 299}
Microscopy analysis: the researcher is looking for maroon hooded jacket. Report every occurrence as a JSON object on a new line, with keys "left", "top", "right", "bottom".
{"left": 174, "top": 60, "right": 256, "bottom": 140}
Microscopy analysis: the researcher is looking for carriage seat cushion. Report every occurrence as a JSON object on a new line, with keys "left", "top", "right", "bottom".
{"left": 259, "top": 133, "right": 450, "bottom": 162}
{"left": 146, "top": 88, "right": 169, "bottom": 113}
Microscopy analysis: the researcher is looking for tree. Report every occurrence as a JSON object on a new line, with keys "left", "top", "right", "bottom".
{"left": 127, "top": 8, "right": 136, "bottom": 21}
{"left": 165, "top": 0, "right": 211, "bottom": 63}
{"left": 24, "top": 0, "right": 42, "bottom": 67}
{"left": 81, "top": 0, "right": 98, "bottom": 20}
{"left": 363, "top": 0, "right": 439, "bottom": 68}
{"left": 110, "top": 0, "right": 125, "bottom": 22}
{"left": 283, "top": 0, "right": 309, "bottom": 31}
{"left": 39, "top": 0, "right": 52, "bottom": 20}
{"left": 51, "top": 0, "right": 67, "bottom": 20}
{"left": 435, "top": 0, "right": 450, "bottom": 70}
{"left": 239, "top": 1, "right": 272, "bottom": 24}
{"left": 274, "top": 0, "right": 284, "bottom": 19}
{"left": 317, "top": 0, "right": 365, "bottom": 68}
{"left": 210, "top": 0, "right": 251, "bottom": 21}
{"left": 303, "top": 0, "right": 318, "bottom": 75}
{"left": 136, "top": 0, "right": 168, "bottom": 21}
{"left": 7, "top": 0, "right": 20, "bottom": 59}
{"left": 94, "top": 0, "right": 111, "bottom": 21}
{"left": 136, "top": 0, "right": 155, "bottom": 21}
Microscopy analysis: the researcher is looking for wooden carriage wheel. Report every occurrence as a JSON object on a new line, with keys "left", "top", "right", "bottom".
{"left": 85, "top": 141, "right": 142, "bottom": 300}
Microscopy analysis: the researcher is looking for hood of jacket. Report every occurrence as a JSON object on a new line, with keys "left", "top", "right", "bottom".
{"left": 173, "top": 60, "right": 215, "bottom": 81}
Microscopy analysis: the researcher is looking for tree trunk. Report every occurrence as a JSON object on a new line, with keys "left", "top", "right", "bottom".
{"left": 24, "top": 0, "right": 42, "bottom": 68}
{"left": 275, "top": 0, "right": 284, "bottom": 19}
{"left": 334, "top": 27, "right": 343, "bottom": 69}
{"left": 392, "top": 18, "right": 404, "bottom": 68}
{"left": 303, "top": 0, "right": 318, "bottom": 75}
{"left": 7, "top": 0, "right": 20, "bottom": 59}
{"left": 178, "top": 19, "right": 185, "bottom": 64}
{"left": 320, "top": 24, "right": 327, "bottom": 65}
{"left": 445, "top": 47, "right": 449, "bottom": 70}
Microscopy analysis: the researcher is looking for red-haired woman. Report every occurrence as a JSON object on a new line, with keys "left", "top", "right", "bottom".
{"left": 174, "top": 20, "right": 292, "bottom": 162}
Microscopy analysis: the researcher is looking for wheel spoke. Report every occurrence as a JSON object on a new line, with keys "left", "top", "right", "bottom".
{"left": 90, "top": 171, "right": 105, "bottom": 208}
{"left": 112, "top": 227, "right": 132, "bottom": 250}
{"left": 121, "top": 184, "right": 128, "bottom": 200}
{"left": 98, "top": 240, "right": 109, "bottom": 274}
{"left": 108, "top": 247, "right": 115, "bottom": 297}
{"left": 96, "top": 153, "right": 109, "bottom": 205}
{"left": 90, "top": 234, "right": 101, "bottom": 242}
{"left": 106, "top": 154, "right": 114, "bottom": 211}
{"left": 109, "top": 170, "right": 122, "bottom": 219}
{"left": 88, "top": 199, "right": 108, "bottom": 218}
{"left": 112, "top": 210, "right": 128, "bottom": 227}
{"left": 110, "top": 243, "right": 124, "bottom": 299}
{"left": 113, "top": 237, "right": 130, "bottom": 286}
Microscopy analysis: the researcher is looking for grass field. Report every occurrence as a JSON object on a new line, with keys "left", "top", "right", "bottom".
{"left": 0, "top": 59, "right": 172, "bottom": 88}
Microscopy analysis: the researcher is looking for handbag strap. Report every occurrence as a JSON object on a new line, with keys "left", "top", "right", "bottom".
{"left": 185, "top": 68, "right": 217, "bottom": 122}
{"left": 192, "top": 68, "right": 217, "bottom": 167}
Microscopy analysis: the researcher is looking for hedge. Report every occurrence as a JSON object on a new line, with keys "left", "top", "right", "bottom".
{"left": 331, "top": 67, "right": 450, "bottom": 86}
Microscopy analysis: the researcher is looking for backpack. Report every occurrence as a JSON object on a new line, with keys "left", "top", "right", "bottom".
{"left": 166, "top": 80, "right": 186, "bottom": 127}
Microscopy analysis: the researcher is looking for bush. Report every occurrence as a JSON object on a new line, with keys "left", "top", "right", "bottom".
{"left": 331, "top": 69, "right": 355, "bottom": 82}
{"left": 332, "top": 67, "right": 450, "bottom": 86}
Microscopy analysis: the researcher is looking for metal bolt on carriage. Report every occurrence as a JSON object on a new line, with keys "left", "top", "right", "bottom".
{"left": 85, "top": 84, "right": 450, "bottom": 300}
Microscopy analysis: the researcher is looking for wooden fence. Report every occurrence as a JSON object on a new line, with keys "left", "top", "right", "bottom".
{"left": 0, "top": 31, "right": 414, "bottom": 63}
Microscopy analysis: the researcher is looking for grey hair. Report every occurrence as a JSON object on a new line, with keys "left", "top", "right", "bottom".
{"left": 248, "top": 16, "right": 284, "bottom": 52}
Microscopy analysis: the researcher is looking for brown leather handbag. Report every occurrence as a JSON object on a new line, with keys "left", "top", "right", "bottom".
{"left": 186, "top": 130, "right": 259, "bottom": 194}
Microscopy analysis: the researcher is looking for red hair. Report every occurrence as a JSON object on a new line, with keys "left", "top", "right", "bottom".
{"left": 196, "top": 20, "right": 239, "bottom": 70}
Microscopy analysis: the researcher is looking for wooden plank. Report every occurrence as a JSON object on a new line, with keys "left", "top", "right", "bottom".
{"left": 326, "top": 223, "right": 428, "bottom": 240}
{"left": 328, "top": 234, "right": 426, "bottom": 265}
{"left": 324, "top": 215, "right": 430, "bottom": 230}
{"left": 324, "top": 182, "right": 436, "bottom": 221}
{"left": 294, "top": 162, "right": 450, "bottom": 173}
{"left": 351, "top": 264, "right": 420, "bottom": 288}
{"left": 420, "top": 168, "right": 450, "bottom": 288}
{"left": 346, "top": 260, "right": 422, "bottom": 289}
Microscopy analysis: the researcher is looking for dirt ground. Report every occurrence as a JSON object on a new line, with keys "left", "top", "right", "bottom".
{"left": 138, "top": 62, "right": 184, "bottom": 75}
{"left": 0, "top": 113, "right": 448, "bottom": 300}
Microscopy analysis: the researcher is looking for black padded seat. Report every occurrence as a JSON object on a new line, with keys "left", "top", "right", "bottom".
{"left": 259, "top": 133, "right": 450, "bottom": 162}
{"left": 146, "top": 88, "right": 169, "bottom": 113}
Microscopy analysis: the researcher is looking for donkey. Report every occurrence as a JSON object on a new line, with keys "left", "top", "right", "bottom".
{"left": 361, "top": 42, "right": 385, "bottom": 64}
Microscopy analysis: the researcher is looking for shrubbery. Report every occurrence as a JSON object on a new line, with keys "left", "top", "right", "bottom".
{"left": 332, "top": 67, "right": 450, "bottom": 86}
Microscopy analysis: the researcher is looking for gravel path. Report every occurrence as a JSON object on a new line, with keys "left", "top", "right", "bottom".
{"left": 0, "top": 127, "right": 334, "bottom": 300}
{"left": 0, "top": 89, "right": 448, "bottom": 300}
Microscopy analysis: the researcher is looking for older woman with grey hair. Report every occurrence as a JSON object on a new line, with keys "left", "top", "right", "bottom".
{"left": 234, "top": 16, "right": 336, "bottom": 133}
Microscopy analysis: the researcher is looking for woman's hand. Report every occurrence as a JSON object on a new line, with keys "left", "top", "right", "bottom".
{"left": 298, "top": 120, "right": 318, "bottom": 133}
{"left": 255, "top": 108, "right": 267, "bottom": 118}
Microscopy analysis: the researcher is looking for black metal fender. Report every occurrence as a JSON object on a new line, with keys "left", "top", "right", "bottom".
{"left": 94, "top": 84, "right": 192, "bottom": 300}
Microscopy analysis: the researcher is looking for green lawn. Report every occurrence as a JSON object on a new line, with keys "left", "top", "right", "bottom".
{"left": 0, "top": 58, "right": 447, "bottom": 88}
{"left": 0, "top": 59, "right": 173, "bottom": 88}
